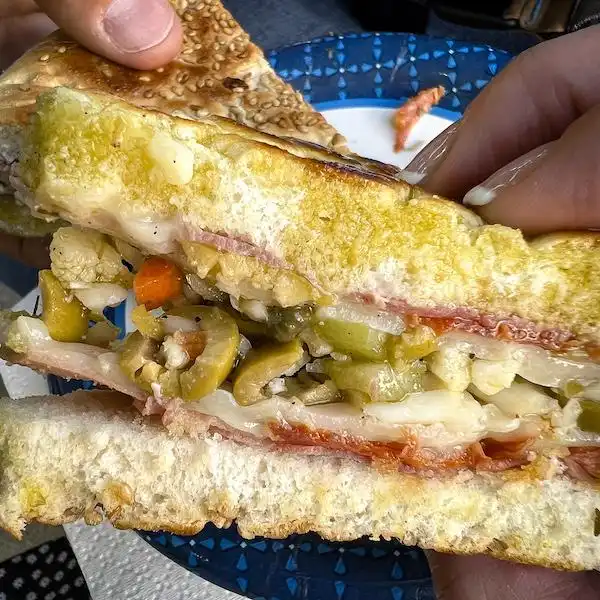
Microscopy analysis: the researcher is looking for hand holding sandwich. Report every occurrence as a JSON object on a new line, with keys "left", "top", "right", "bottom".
{"left": 1, "top": 2, "right": 595, "bottom": 600}
{"left": 0, "top": 0, "right": 182, "bottom": 266}
{"left": 407, "top": 24, "right": 600, "bottom": 600}
{"left": 405, "top": 24, "right": 600, "bottom": 235}
{"left": 0, "top": 0, "right": 182, "bottom": 71}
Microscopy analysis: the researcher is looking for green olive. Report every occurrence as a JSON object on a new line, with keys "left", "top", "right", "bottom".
{"left": 267, "top": 304, "right": 314, "bottom": 342}
{"left": 39, "top": 270, "right": 89, "bottom": 342}
{"left": 577, "top": 399, "right": 600, "bottom": 434}
{"left": 324, "top": 359, "right": 424, "bottom": 403}
{"left": 314, "top": 319, "right": 388, "bottom": 361}
{"left": 233, "top": 339, "right": 304, "bottom": 405}
{"left": 157, "top": 368, "right": 182, "bottom": 399}
{"left": 169, "top": 305, "right": 240, "bottom": 401}
{"left": 224, "top": 306, "right": 269, "bottom": 340}
{"left": 131, "top": 304, "right": 164, "bottom": 340}
{"left": 296, "top": 380, "right": 340, "bottom": 406}
{"left": 118, "top": 330, "right": 160, "bottom": 385}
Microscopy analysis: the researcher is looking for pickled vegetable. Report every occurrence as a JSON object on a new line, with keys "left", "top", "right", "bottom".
{"left": 324, "top": 360, "right": 424, "bottom": 403}
{"left": 186, "top": 273, "right": 227, "bottom": 303}
{"left": 268, "top": 304, "right": 314, "bottom": 342}
{"left": 225, "top": 307, "right": 269, "bottom": 339}
{"left": 388, "top": 325, "right": 437, "bottom": 364}
{"left": 296, "top": 380, "right": 340, "bottom": 405}
{"left": 138, "top": 361, "right": 164, "bottom": 391}
{"left": 157, "top": 368, "right": 182, "bottom": 398}
{"left": 85, "top": 320, "right": 120, "bottom": 347}
{"left": 169, "top": 306, "right": 240, "bottom": 401}
{"left": 134, "top": 257, "right": 183, "bottom": 310}
{"left": 564, "top": 380, "right": 585, "bottom": 398}
{"left": 272, "top": 271, "right": 316, "bottom": 307}
{"left": 131, "top": 304, "right": 164, "bottom": 340}
{"left": 233, "top": 339, "right": 304, "bottom": 405}
{"left": 299, "top": 327, "right": 333, "bottom": 357}
{"left": 172, "top": 330, "right": 206, "bottom": 362}
{"left": 180, "top": 241, "right": 220, "bottom": 279}
{"left": 577, "top": 399, "right": 600, "bottom": 434}
{"left": 314, "top": 319, "right": 388, "bottom": 361}
{"left": 39, "top": 270, "right": 89, "bottom": 342}
{"left": 118, "top": 330, "right": 159, "bottom": 383}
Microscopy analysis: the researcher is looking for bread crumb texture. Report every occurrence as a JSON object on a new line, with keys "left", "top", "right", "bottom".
{"left": 20, "top": 89, "right": 600, "bottom": 338}
{"left": 0, "top": 0, "right": 344, "bottom": 148}
{"left": 1, "top": 391, "right": 599, "bottom": 571}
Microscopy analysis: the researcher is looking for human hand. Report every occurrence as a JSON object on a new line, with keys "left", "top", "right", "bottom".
{"left": 428, "top": 552, "right": 600, "bottom": 600}
{"left": 403, "top": 25, "right": 600, "bottom": 599}
{"left": 403, "top": 25, "right": 600, "bottom": 235}
{"left": 0, "top": 0, "right": 182, "bottom": 267}
{"left": 0, "top": 0, "right": 182, "bottom": 72}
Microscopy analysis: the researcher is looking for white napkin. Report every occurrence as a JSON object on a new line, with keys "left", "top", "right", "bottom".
{"left": 65, "top": 521, "right": 244, "bottom": 600}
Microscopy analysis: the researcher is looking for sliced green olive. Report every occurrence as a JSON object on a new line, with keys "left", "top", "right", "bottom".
{"left": 224, "top": 306, "right": 269, "bottom": 340}
{"left": 138, "top": 361, "right": 164, "bottom": 392}
{"left": 169, "top": 305, "right": 240, "bottom": 401}
{"left": 157, "top": 368, "right": 182, "bottom": 399}
{"left": 267, "top": 304, "right": 314, "bottom": 342}
{"left": 549, "top": 380, "right": 586, "bottom": 408}
{"left": 343, "top": 389, "right": 372, "bottom": 407}
{"left": 85, "top": 320, "right": 120, "bottom": 348}
{"left": 118, "top": 330, "right": 160, "bottom": 385}
{"left": 131, "top": 304, "right": 164, "bottom": 340}
{"left": 39, "top": 270, "right": 89, "bottom": 342}
{"left": 388, "top": 325, "right": 437, "bottom": 365}
{"left": 233, "top": 339, "right": 304, "bottom": 405}
{"left": 324, "top": 359, "right": 424, "bottom": 403}
{"left": 296, "top": 380, "right": 340, "bottom": 406}
{"left": 577, "top": 399, "right": 600, "bottom": 434}
{"left": 314, "top": 319, "right": 388, "bottom": 361}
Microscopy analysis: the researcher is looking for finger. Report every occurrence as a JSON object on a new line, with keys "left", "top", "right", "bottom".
{"left": 428, "top": 553, "right": 600, "bottom": 600}
{"left": 35, "top": 0, "right": 182, "bottom": 70}
{"left": 463, "top": 103, "right": 600, "bottom": 234}
{"left": 404, "top": 26, "right": 600, "bottom": 199}
{"left": 0, "top": 233, "right": 50, "bottom": 269}
{"left": 0, "top": 0, "right": 39, "bottom": 19}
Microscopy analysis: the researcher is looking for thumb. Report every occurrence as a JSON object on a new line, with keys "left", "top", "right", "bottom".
{"left": 35, "top": 0, "right": 182, "bottom": 70}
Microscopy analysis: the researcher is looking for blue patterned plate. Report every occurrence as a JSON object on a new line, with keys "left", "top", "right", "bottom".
{"left": 46, "top": 32, "right": 512, "bottom": 600}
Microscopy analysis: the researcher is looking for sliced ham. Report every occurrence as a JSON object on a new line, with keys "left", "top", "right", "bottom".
{"left": 180, "top": 225, "right": 589, "bottom": 357}
{"left": 564, "top": 447, "right": 600, "bottom": 482}
{"left": 4, "top": 343, "right": 146, "bottom": 401}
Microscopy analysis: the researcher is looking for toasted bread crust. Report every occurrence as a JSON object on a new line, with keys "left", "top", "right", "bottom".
{"left": 1, "top": 391, "right": 599, "bottom": 571}
{"left": 17, "top": 87, "right": 600, "bottom": 341}
{"left": 0, "top": 0, "right": 344, "bottom": 150}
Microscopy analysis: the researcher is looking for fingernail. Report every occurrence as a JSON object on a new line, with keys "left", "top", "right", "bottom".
{"left": 401, "top": 121, "right": 460, "bottom": 183}
{"left": 104, "top": 0, "right": 175, "bottom": 53}
{"left": 463, "top": 143, "right": 552, "bottom": 207}
{"left": 398, "top": 170, "right": 425, "bottom": 185}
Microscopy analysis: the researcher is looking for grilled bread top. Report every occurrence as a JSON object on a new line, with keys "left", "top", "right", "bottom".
{"left": 14, "top": 87, "right": 600, "bottom": 341}
{"left": 0, "top": 0, "right": 344, "bottom": 149}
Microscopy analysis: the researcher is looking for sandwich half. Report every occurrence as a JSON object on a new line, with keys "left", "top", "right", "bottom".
{"left": 1, "top": 86, "right": 600, "bottom": 571}
{"left": 0, "top": 0, "right": 344, "bottom": 236}
{"left": 0, "top": 10, "right": 600, "bottom": 571}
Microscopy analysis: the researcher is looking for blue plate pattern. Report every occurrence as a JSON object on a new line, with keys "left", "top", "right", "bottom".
{"left": 48, "top": 32, "right": 513, "bottom": 600}
{"left": 267, "top": 32, "right": 511, "bottom": 111}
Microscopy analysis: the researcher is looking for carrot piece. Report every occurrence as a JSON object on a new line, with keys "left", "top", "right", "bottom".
{"left": 134, "top": 256, "right": 183, "bottom": 310}
{"left": 393, "top": 86, "right": 445, "bottom": 152}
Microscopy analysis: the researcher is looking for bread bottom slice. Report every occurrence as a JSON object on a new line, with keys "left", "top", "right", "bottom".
{"left": 0, "top": 390, "right": 599, "bottom": 571}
